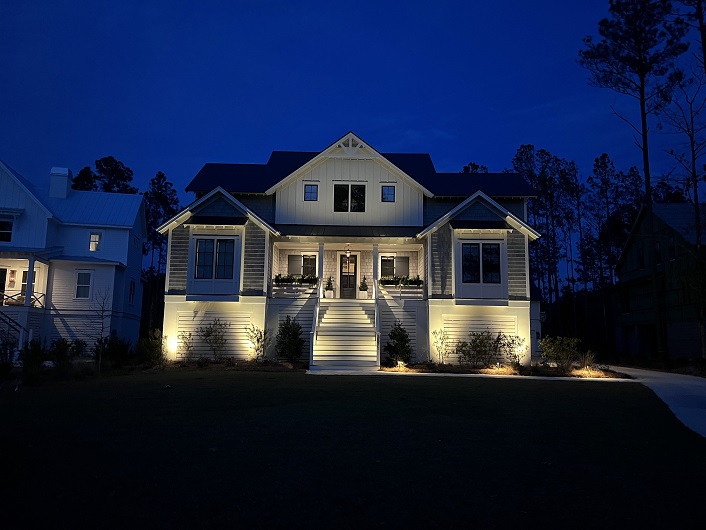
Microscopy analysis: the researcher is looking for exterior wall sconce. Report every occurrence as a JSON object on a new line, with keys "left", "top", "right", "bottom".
{"left": 345, "top": 244, "right": 351, "bottom": 258}
{"left": 8, "top": 269, "right": 16, "bottom": 283}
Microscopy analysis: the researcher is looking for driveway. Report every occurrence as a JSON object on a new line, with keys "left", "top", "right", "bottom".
{"left": 615, "top": 366, "right": 706, "bottom": 437}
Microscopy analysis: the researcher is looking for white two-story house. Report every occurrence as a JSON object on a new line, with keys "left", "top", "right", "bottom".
{"left": 0, "top": 161, "right": 146, "bottom": 349}
{"left": 160, "top": 132, "right": 540, "bottom": 369}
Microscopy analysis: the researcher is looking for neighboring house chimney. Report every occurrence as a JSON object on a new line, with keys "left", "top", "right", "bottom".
{"left": 49, "top": 167, "right": 73, "bottom": 198}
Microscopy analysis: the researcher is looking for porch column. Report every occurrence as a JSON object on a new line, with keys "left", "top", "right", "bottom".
{"left": 24, "top": 257, "right": 35, "bottom": 307}
{"left": 372, "top": 244, "right": 379, "bottom": 298}
{"left": 318, "top": 242, "right": 324, "bottom": 297}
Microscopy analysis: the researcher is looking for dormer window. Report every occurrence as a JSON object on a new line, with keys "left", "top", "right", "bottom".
{"left": 89, "top": 232, "right": 102, "bottom": 252}
{"left": 381, "top": 185, "right": 395, "bottom": 203}
{"left": 304, "top": 184, "right": 318, "bottom": 201}
{"left": 0, "top": 219, "right": 12, "bottom": 242}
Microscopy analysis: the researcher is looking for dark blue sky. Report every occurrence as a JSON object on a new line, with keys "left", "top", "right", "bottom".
{"left": 0, "top": 0, "right": 681, "bottom": 203}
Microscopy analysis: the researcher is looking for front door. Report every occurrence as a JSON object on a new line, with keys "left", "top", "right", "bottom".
{"left": 339, "top": 255, "right": 357, "bottom": 299}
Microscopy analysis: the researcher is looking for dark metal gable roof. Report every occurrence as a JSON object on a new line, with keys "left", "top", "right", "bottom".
{"left": 185, "top": 152, "right": 533, "bottom": 198}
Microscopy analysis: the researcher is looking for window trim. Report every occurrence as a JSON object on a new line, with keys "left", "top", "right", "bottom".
{"left": 89, "top": 231, "right": 102, "bottom": 252}
{"left": 454, "top": 235, "right": 507, "bottom": 300}
{"left": 75, "top": 270, "right": 93, "bottom": 300}
{"left": 187, "top": 231, "right": 242, "bottom": 296}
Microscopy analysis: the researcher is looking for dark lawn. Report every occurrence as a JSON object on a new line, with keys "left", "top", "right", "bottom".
{"left": 2, "top": 371, "right": 705, "bottom": 529}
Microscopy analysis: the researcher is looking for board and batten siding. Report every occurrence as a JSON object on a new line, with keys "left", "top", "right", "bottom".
{"left": 274, "top": 157, "right": 424, "bottom": 226}
{"left": 430, "top": 224, "right": 453, "bottom": 297}
{"left": 0, "top": 168, "right": 50, "bottom": 248}
{"left": 242, "top": 221, "right": 266, "bottom": 295}
{"left": 507, "top": 231, "right": 528, "bottom": 299}
{"left": 167, "top": 225, "right": 189, "bottom": 293}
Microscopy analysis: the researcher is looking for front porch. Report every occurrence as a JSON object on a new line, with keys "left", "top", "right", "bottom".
{"left": 269, "top": 241, "right": 426, "bottom": 300}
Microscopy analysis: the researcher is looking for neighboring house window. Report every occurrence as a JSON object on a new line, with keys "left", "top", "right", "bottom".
{"left": 461, "top": 243, "right": 501, "bottom": 284}
{"left": 133, "top": 235, "right": 140, "bottom": 250}
{"left": 75, "top": 271, "right": 92, "bottom": 299}
{"left": 194, "top": 239, "right": 234, "bottom": 279}
{"left": 0, "top": 219, "right": 12, "bottom": 242}
{"left": 304, "top": 184, "right": 318, "bottom": 201}
{"left": 128, "top": 279, "right": 136, "bottom": 305}
{"left": 21, "top": 270, "right": 36, "bottom": 296}
{"left": 381, "top": 185, "right": 395, "bottom": 203}
{"left": 89, "top": 232, "right": 102, "bottom": 252}
{"left": 333, "top": 184, "right": 366, "bottom": 212}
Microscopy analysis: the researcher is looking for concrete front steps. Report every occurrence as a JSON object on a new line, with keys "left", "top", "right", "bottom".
{"left": 310, "top": 300, "right": 379, "bottom": 371}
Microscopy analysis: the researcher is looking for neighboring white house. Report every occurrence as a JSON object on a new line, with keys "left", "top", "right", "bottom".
{"left": 160, "top": 132, "right": 540, "bottom": 370}
{"left": 0, "top": 161, "right": 146, "bottom": 349}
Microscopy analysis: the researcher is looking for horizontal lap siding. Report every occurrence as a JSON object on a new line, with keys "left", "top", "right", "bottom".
{"left": 442, "top": 314, "right": 517, "bottom": 364}
{"left": 177, "top": 311, "right": 251, "bottom": 359}
{"left": 243, "top": 222, "right": 265, "bottom": 295}
{"left": 379, "top": 299, "right": 426, "bottom": 363}
{"left": 507, "top": 231, "right": 527, "bottom": 299}
{"left": 168, "top": 226, "right": 189, "bottom": 293}
{"left": 430, "top": 225, "right": 452, "bottom": 297}
{"left": 267, "top": 298, "right": 316, "bottom": 358}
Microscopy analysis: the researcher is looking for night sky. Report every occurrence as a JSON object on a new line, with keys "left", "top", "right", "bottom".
{"left": 1, "top": 1, "right": 681, "bottom": 202}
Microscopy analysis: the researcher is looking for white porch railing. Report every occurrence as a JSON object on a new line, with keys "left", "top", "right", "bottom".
{"left": 309, "top": 278, "right": 321, "bottom": 367}
{"left": 1, "top": 291, "right": 46, "bottom": 308}
{"left": 374, "top": 279, "right": 381, "bottom": 366}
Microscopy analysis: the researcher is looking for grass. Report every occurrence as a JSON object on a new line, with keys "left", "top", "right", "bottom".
{"left": 2, "top": 370, "right": 705, "bottom": 528}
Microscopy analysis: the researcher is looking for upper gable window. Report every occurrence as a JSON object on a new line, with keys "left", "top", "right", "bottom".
{"left": 304, "top": 184, "right": 318, "bottom": 201}
{"left": 0, "top": 220, "right": 12, "bottom": 242}
{"left": 334, "top": 184, "right": 365, "bottom": 212}
{"left": 381, "top": 185, "right": 395, "bottom": 203}
{"left": 89, "top": 232, "right": 102, "bottom": 252}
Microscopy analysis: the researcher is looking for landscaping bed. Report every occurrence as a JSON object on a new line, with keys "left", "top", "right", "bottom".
{"left": 380, "top": 362, "right": 630, "bottom": 378}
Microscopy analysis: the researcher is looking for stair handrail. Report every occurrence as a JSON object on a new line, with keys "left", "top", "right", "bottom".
{"left": 310, "top": 277, "right": 321, "bottom": 367}
{"left": 374, "top": 279, "right": 381, "bottom": 367}
{"left": 0, "top": 309, "right": 29, "bottom": 350}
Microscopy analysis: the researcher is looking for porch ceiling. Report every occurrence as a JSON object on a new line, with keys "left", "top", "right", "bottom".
{"left": 0, "top": 246, "right": 62, "bottom": 263}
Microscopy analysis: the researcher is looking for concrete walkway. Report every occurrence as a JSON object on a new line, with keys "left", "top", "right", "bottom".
{"left": 612, "top": 366, "right": 706, "bottom": 437}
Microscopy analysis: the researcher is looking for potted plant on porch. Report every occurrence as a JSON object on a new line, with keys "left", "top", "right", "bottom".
{"left": 324, "top": 276, "right": 334, "bottom": 299}
{"left": 358, "top": 276, "right": 369, "bottom": 299}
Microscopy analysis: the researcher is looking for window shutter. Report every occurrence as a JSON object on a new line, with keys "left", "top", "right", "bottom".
{"left": 288, "top": 255, "right": 301, "bottom": 275}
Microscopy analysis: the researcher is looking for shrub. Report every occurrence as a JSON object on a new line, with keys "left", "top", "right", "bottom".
{"left": 325, "top": 276, "right": 334, "bottom": 291}
{"left": 246, "top": 324, "right": 271, "bottom": 362}
{"left": 136, "top": 329, "right": 166, "bottom": 366}
{"left": 71, "top": 339, "right": 88, "bottom": 358}
{"left": 95, "top": 332, "right": 132, "bottom": 369}
{"left": 540, "top": 336, "right": 580, "bottom": 374}
{"left": 359, "top": 276, "right": 368, "bottom": 291}
{"left": 20, "top": 338, "right": 48, "bottom": 384}
{"left": 177, "top": 331, "right": 195, "bottom": 362}
{"left": 579, "top": 349, "right": 597, "bottom": 370}
{"left": 431, "top": 329, "right": 450, "bottom": 364}
{"left": 383, "top": 321, "right": 413, "bottom": 366}
{"left": 500, "top": 335, "right": 526, "bottom": 368}
{"left": 275, "top": 316, "right": 304, "bottom": 362}
{"left": 467, "top": 330, "right": 503, "bottom": 367}
{"left": 0, "top": 329, "right": 15, "bottom": 380}
{"left": 454, "top": 340, "right": 475, "bottom": 366}
{"left": 50, "top": 337, "right": 74, "bottom": 377}
{"left": 197, "top": 318, "right": 230, "bottom": 361}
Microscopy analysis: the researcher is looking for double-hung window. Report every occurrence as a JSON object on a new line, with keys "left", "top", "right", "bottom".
{"left": 75, "top": 271, "right": 92, "bottom": 299}
{"left": 21, "top": 270, "right": 36, "bottom": 296}
{"left": 380, "top": 255, "right": 409, "bottom": 277}
{"left": 195, "top": 239, "right": 234, "bottom": 279}
{"left": 89, "top": 232, "right": 102, "bottom": 252}
{"left": 334, "top": 184, "right": 366, "bottom": 212}
{"left": 456, "top": 238, "right": 506, "bottom": 299}
{"left": 287, "top": 254, "right": 317, "bottom": 277}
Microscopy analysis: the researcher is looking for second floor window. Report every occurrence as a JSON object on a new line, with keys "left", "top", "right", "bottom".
{"left": 195, "top": 239, "right": 234, "bottom": 279}
{"left": 75, "top": 271, "right": 92, "bottom": 299}
{"left": 304, "top": 184, "right": 318, "bottom": 201}
{"left": 461, "top": 243, "right": 501, "bottom": 284}
{"left": 334, "top": 184, "right": 366, "bottom": 212}
{"left": 89, "top": 232, "right": 102, "bottom": 252}
{"left": 0, "top": 220, "right": 13, "bottom": 242}
{"left": 381, "top": 185, "right": 395, "bottom": 202}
